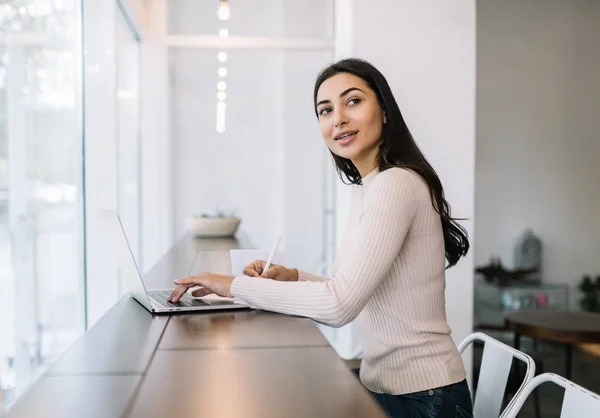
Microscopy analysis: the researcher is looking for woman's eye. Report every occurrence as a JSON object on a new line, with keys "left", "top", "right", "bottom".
{"left": 347, "top": 98, "right": 361, "bottom": 106}
{"left": 319, "top": 108, "right": 332, "bottom": 116}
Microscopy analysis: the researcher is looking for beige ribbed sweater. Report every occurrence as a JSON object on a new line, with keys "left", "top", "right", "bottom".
{"left": 230, "top": 167, "right": 466, "bottom": 395}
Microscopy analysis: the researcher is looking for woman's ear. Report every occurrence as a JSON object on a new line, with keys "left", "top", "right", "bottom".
{"left": 383, "top": 111, "right": 387, "bottom": 124}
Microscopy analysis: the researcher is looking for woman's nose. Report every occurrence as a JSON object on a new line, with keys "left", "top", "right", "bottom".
{"left": 334, "top": 109, "right": 349, "bottom": 128}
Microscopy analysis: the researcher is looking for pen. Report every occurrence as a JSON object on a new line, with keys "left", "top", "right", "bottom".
{"left": 262, "top": 235, "right": 282, "bottom": 276}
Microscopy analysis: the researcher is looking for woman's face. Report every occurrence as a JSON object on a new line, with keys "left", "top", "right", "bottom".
{"left": 315, "top": 72, "right": 386, "bottom": 171}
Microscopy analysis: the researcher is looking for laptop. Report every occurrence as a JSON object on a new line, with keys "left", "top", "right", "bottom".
{"left": 102, "top": 209, "right": 248, "bottom": 314}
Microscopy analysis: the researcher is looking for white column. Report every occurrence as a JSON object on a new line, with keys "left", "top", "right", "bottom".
{"left": 313, "top": 0, "right": 363, "bottom": 361}
{"left": 358, "top": 0, "right": 476, "bottom": 371}
{"left": 333, "top": 0, "right": 354, "bottom": 249}
{"left": 329, "top": 0, "right": 476, "bottom": 372}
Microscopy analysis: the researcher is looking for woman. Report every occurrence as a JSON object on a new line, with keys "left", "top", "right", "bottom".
{"left": 169, "top": 58, "right": 473, "bottom": 418}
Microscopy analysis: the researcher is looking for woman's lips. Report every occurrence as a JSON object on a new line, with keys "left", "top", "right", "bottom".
{"left": 335, "top": 132, "right": 357, "bottom": 145}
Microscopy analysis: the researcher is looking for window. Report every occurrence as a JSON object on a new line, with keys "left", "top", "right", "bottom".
{"left": 116, "top": 10, "right": 142, "bottom": 293}
{"left": 0, "top": 0, "right": 85, "bottom": 411}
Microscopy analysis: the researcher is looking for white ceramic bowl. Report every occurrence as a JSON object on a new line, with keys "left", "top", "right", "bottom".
{"left": 191, "top": 216, "right": 241, "bottom": 238}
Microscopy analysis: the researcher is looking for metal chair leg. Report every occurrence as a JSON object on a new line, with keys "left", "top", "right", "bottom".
{"left": 533, "top": 339, "right": 542, "bottom": 418}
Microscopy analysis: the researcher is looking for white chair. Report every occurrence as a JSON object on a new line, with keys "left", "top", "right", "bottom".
{"left": 502, "top": 373, "right": 600, "bottom": 418}
{"left": 458, "top": 332, "right": 536, "bottom": 418}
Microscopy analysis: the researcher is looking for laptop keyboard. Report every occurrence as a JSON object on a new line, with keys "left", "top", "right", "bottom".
{"left": 149, "top": 290, "right": 210, "bottom": 308}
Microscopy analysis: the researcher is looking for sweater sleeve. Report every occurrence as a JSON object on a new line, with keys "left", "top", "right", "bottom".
{"left": 297, "top": 269, "right": 330, "bottom": 283}
{"left": 230, "top": 169, "right": 418, "bottom": 328}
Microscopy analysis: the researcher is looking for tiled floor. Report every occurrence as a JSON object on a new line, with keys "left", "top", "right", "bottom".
{"left": 473, "top": 340, "right": 600, "bottom": 418}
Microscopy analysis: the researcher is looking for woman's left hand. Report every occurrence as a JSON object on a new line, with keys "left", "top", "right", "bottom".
{"left": 168, "top": 272, "right": 235, "bottom": 302}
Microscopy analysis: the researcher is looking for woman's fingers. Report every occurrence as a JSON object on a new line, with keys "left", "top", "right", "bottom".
{"left": 243, "top": 266, "right": 260, "bottom": 277}
{"left": 191, "top": 287, "right": 213, "bottom": 297}
{"left": 169, "top": 273, "right": 234, "bottom": 299}
{"left": 243, "top": 260, "right": 267, "bottom": 277}
{"left": 169, "top": 276, "right": 203, "bottom": 302}
{"left": 168, "top": 284, "right": 192, "bottom": 302}
{"left": 261, "top": 266, "right": 279, "bottom": 279}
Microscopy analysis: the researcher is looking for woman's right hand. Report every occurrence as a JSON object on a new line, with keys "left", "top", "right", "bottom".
{"left": 242, "top": 260, "right": 298, "bottom": 282}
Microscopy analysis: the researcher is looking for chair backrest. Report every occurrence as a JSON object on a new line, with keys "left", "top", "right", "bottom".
{"left": 502, "top": 373, "right": 600, "bottom": 418}
{"left": 458, "top": 332, "right": 536, "bottom": 418}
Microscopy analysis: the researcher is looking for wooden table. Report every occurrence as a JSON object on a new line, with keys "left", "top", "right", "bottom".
{"left": 505, "top": 310, "right": 600, "bottom": 379}
{"left": 5, "top": 234, "right": 386, "bottom": 418}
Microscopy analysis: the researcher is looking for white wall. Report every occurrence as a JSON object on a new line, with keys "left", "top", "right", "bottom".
{"left": 171, "top": 47, "right": 285, "bottom": 249}
{"left": 281, "top": 1, "right": 334, "bottom": 271}
{"left": 335, "top": 0, "right": 476, "bottom": 363}
{"left": 281, "top": 51, "right": 333, "bottom": 271}
{"left": 169, "top": 0, "right": 285, "bottom": 251}
{"left": 169, "top": 0, "right": 334, "bottom": 273}
{"left": 476, "top": 0, "right": 600, "bottom": 308}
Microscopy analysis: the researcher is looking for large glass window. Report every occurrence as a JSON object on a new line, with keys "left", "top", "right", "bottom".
{"left": 116, "top": 10, "right": 141, "bottom": 293}
{"left": 0, "top": 0, "right": 84, "bottom": 411}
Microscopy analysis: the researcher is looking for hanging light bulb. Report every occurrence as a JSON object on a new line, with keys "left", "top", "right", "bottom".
{"left": 218, "top": 0, "right": 230, "bottom": 21}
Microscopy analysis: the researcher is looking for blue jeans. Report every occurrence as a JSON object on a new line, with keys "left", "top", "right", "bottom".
{"left": 352, "top": 369, "right": 473, "bottom": 418}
